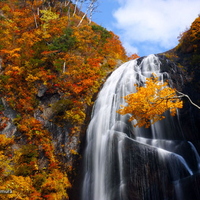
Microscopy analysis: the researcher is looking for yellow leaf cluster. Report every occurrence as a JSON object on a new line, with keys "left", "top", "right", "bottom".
{"left": 40, "top": 8, "right": 59, "bottom": 31}
{"left": 41, "top": 169, "right": 71, "bottom": 200}
{"left": 117, "top": 75, "right": 183, "bottom": 128}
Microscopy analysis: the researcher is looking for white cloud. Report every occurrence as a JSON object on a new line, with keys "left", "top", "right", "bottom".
{"left": 123, "top": 42, "right": 139, "bottom": 56}
{"left": 113, "top": 0, "right": 200, "bottom": 55}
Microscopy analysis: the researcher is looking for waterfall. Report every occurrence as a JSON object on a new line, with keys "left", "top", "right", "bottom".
{"left": 81, "top": 54, "right": 200, "bottom": 200}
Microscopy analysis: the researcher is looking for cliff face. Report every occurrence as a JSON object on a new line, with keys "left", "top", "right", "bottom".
{"left": 158, "top": 15, "right": 200, "bottom": 142}
{"left": 156, "top": 54, "right": 200, "bottom": 140}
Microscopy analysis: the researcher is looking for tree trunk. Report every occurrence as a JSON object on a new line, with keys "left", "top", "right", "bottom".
{"left": 32, "top": 4, "right": 38, "bottom": 28}
{"left": 78, "top": 0, "right": 83, "bottom": 16}
{"left": 73, "top": 0, "right": 78, "bottom": 17}
{"left": 77, "top": 2, "right": 92, "bottom": 27}
{"left": 89, "top": 0, "right": 94, "bottom": 24}
{"left": 67, "top": 1, "right": 71, "bottom": 24}
{"left": 63, "top": 61, "right": 66, "bottom": 73}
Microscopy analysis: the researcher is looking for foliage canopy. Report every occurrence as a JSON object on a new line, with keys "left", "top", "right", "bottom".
{"left": 0, "top": 0, "right": 133, "bottom": 199}
{"left": 117, "top": 75, "right": 183, "bottom": 128}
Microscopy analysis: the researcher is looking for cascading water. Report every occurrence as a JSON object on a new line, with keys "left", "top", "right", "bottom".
{"left": 81, "top": 54, "right": 200, "bottom": 200}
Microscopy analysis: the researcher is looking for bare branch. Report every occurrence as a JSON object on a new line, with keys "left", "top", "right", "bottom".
{"left": 73, "top": 0, "right": 78, "bottom": 17}
{"left": 78, "top": 0, "right": 84, "bottom": 15}
{"left": 176, "top": 91, "right": 200, "bottom": 110}
{"left": 89, "top": 0, "right": 98, "bottom": 24}
{"left": 77, "top": 2, "right": 92, "bottom": 27}
{"left": 31, "top": 4, "right": 38, "bottom": 28}
{"left": 67, "top": 1, "right": 71, "bottom": 24}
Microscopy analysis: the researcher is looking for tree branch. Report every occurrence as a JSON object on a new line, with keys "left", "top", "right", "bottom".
{"left": 176, "top": 91, "right": 200, "bottom": 110}
{"left": 31, "top": 4, "right": 38, "bottom": 28}
{"left": 77, "top": 2, "right": 92, "bottom": 27}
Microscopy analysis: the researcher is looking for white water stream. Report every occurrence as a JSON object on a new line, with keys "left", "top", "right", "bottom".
{"left": 81, "top": 55, "right": 200, "bottom": 200}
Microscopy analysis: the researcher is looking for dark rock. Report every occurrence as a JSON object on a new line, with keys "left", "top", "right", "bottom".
{"left": 37, "top": 84, "right": 47, "bottom": 97}
{"left": 99, "top": 132, "right": 194, "bottom": 200}
{"left": 0, "top": 98, "right": 17, "bottom": 137}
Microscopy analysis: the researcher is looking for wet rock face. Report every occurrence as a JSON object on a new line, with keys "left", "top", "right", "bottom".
{"left": 106, "top": 132, "right": 200, "bottom": 200}
{"left": 135, "top": 55, "right": 200, "bottom": 199}
{"left": 123, "top": 137, "right": 174, "bottom": 200}
{"left": 157, "top": 55, "right": 186, "bottom": 89}
{"left": 137, "top": 54, "right": 188, "bottom": 91}
{"left": 123, "top": 137, "right": 200, "bottom": 200}
{"left": 155, "top": 54, "right": 200, "bottom": 141}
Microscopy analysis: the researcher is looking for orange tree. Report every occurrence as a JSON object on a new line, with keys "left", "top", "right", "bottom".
{"left": 117, "top": 75, "right": 183, "bottom": 128}
{"left": 117, "top": 74, "right": 200, "bottom": 128}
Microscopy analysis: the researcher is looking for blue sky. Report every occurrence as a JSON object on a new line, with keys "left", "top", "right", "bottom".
{"left": 82, "top": 0, "right": 200, "bottom": 57}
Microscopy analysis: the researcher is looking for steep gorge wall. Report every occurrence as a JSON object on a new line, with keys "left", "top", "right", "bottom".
{"left": 0, "top": 59, "right": 124, "bottom": 194}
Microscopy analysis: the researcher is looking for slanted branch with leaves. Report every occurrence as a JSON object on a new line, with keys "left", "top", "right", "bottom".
{"left": 117, "top": 74, "right": 199, "bottom": 128}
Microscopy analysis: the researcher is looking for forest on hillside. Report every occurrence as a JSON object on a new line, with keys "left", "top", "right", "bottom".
{"left": 0, "top": 0, "right": 131, "bottom": 199}
{"left": 0, "top": 0, "right": 200, "bottom": 199}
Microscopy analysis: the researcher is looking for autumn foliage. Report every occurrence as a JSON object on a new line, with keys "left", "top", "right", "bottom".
{"left": 176, "top": 15, "right": 200, "bottom": 54}
{"left": 0, "top": 0, "right": 128, "bottom": 122}
{"left": 0, "top": 0, "right": 134, "bottom": 199}
{"left": 174, "top": 14, "right": 200, "bottom": 91}
{"left": 117, "top": 75, "right": 183, "bottom": 128}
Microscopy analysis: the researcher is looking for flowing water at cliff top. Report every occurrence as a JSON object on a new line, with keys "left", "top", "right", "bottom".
{"left": 81, "top": 54, "right": 200, "bottom": 200}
